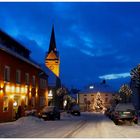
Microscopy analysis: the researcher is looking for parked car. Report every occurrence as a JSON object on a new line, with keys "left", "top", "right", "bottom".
{"left": 39, "top": 106, "right": 60, "bottom": 120}
{"left": 25, "top": 109, "right": 37, "bottom": 116}
{"left": 111, "top": 103, "right": 138, "bottom": 125}
{"left": 70, "top": 104, "right": 81, "bottom": 116}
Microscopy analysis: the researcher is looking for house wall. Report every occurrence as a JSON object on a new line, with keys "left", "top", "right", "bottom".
{"left": 78, "top": 92, "right": 115, "bottom": 111}
{"left": 0, "top": 49, "right": 48, "bottom": 122}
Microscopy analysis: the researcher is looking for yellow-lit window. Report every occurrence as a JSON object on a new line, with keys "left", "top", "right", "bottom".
{"left": 3, "top": 96, "right": 9, "bottom": 112}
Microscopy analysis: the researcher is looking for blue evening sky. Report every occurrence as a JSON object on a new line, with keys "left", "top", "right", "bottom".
{"left": 0, "top": 2, "right": 140, "bottom": 90}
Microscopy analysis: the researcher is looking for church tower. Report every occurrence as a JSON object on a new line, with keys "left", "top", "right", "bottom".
{"left": 45, "top": 26, "right": 60, "bottom": 77}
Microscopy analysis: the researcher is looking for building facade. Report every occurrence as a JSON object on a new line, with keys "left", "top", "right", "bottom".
{"left": 78, "top": 83, "right": 116, "bottom": 111}
{"left": 0, "top": 30, "right": 48, "bottom": 122}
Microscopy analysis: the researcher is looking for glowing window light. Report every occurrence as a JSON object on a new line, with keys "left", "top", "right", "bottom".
{"left": 25, "top": 87, "right": 28, "bottom": 94}
{"left": 0, "top": 83, "right": 4, "bottom": 89}
{"left": 29, "top": 91, "right": 31, "bottom": 96}
{"left": 21, "top": 95, "right": 25, "bottom": 99}
{"left": 36, "top": 93, "right": 38, "bottom": 97}
{"left": 29, "top": 87, "right": 32, "bottom": 92}
{"left": 36, "top": 88, "right": 38, "bottom": 93}
{"left": 11, "top": 86, "right": 15, "bottom": 93}
{"left": 21, "top": 87, "right": 24, "bottom": 93}
{"left": 16, "top": 87, "right": 20, "bottom": 93}
{"left": 5, "top": 85, "right": 10, "bottom": 92}
{"left": 13, "top": 101, "right": 17, "bottom": 107}
{"left": 10, "top": 94, "right": 14, "bottom": 99}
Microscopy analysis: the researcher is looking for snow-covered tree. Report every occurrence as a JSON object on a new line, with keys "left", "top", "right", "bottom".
{"left": 130, "top": 64, "right": 140, "bottom": 87}
{"left": 119, "top": 84, "right": 132, "bottom": 103}
{"left": 93, "top": 92, "right": 105, "bottom": 112}
{"left": 56, "top": 87, "right": 68, "bottom": 96}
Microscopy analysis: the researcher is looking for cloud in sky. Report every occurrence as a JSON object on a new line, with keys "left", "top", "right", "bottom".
{"left": 0, "top": 2, "right": 140, "bottom": 88}
{"left": 80, "top": 49, "right": 95, "bottom": 57}
{"left": 99, "top": 72, "right": 130, "bottom": 80}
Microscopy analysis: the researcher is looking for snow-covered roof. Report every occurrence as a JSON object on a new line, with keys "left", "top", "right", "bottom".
{"left": 79, "top": 83, "right": 117, "bottom": 94}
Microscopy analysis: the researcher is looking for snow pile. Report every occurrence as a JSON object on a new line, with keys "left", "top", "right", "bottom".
{"left": 15, "top": 116, "right": 44, "bottom": 126}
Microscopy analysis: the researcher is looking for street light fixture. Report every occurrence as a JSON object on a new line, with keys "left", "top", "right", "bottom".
{"left": 48, "top": 90, "right": 53, "bottom": 98}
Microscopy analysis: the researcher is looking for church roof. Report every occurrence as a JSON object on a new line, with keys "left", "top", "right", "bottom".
{"left": 48, "top": 26, "right": 57, "bottom": 53}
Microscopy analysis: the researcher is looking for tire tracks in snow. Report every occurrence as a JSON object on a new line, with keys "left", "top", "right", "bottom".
{"left": 63, "top": 120, "right": 87, "bottom": 138}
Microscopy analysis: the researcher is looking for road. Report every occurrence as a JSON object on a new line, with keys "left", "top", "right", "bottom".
{"left": 0, "top": 112, "right": 140, "bottom": 138}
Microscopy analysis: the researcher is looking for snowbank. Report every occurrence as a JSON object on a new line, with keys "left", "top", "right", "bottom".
{"left": 15, "top": 116, "right": 44, "bottom": 126}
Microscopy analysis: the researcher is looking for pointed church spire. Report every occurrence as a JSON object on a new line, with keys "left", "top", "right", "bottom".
{"left": 48, "top": 25, "right": 57, "bottom": 53}
{"left": 45, "top": 25, "right": 60, "bottom": 77}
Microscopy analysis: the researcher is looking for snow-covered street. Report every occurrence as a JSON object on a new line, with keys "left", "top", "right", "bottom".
{"left": 0, "top": 112, "right": 140, "bottom": 138}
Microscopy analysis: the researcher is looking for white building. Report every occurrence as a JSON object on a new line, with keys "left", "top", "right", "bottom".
{"left": 78, "top": 83, "right": 117, "bottom": 111}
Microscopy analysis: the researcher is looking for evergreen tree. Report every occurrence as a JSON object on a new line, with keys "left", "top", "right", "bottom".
{"left": 93, "top": 92, "right": 105, "bottom": 112}
{"left": 119, "top": 84, "right": 132, "bottom": 103}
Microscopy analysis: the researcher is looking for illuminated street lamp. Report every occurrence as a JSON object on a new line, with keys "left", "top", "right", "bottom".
{"left": 48, "top": 90, "right": 53, "bottom": 98}
{"left": 63, "top": 100, "right": 67, "bottom": 108}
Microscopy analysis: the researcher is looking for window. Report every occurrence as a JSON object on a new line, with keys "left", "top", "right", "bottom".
{"left": 32, "top": 76, "right": 35, "bottom": 86}
{"left": 25, "top": 73, "right": 29, "bottom": 85}
{"left": 3, "top": 96, "right": 9, "bottom": 112}
{"left": 105, "top": 98, "right": 108, "bottom": 102}
{"left": 4, "top": 66, "right": 10, "bottom": 81}
{"left": 16, "top": 70, "right": 21, "bottom": 83}
{"left": 84, "top": 95, "right": 87, "bottom": 96}
{"left": 105, "top": 94, "right": 108, "bottom": 96}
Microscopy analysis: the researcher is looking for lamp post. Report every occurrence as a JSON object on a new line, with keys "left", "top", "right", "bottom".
{"left": 48, "top": 90, "right": 53, "bottom": 106}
